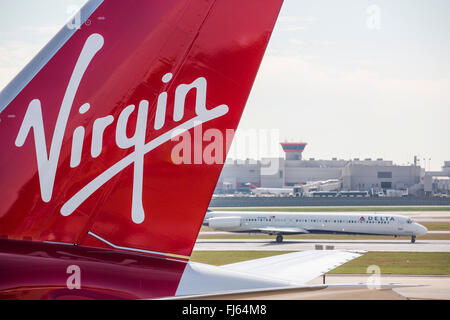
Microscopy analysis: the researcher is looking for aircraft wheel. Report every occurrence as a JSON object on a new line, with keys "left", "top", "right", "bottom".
{"left": 276, "top": 235, "right": 283, "bottom": 243}
{"left": 411, "top": 235, "right": 416, "bottom": 243}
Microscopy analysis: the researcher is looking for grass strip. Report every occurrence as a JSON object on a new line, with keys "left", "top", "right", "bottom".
{"left": 189, "top": 251, "right": 450, "bottom": 275}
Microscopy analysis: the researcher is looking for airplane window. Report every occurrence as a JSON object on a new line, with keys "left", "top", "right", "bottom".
{"left": 407, "top": 219, "right": 412, "bottom": 224}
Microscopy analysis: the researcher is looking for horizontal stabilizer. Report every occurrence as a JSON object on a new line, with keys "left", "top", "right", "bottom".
{"left": 175, "top": 250, "right": 363, "bottom": 296}
{"left": 222, "top": 250, "right": 363, "bottom": 285}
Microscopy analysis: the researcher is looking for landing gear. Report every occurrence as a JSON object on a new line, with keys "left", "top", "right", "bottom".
{"left": 411, "top": 235, "right": 416, "bottom": 243}
{"left": 276, "top": 235, "right": 283, "bottom": 243}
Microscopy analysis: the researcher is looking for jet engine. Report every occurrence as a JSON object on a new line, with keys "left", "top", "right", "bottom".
{"left": 207, "top": 217, "right": 242, "bottom": 230}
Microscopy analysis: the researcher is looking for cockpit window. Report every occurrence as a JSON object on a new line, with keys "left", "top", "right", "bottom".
{"left": 407, "top": 219, "right": 413, "bottom": 224}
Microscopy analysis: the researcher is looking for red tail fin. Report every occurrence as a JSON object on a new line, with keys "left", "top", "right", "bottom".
{"left": 0, "top": 0, "right": 283, "bottom": 257}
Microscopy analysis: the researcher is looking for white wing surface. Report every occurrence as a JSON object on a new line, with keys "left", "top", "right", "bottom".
{"left": 176, "top": 250, "right": 363, "bottom": 296}
{"left": 222, "top": 250, "right": 363, "bottom": 285}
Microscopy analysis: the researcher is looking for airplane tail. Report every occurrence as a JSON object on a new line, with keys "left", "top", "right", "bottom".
{"left": 0, "top": 0, "right": 284, "bottom": 258}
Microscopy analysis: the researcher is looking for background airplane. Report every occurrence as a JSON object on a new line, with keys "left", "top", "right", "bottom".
{"left": 203, "top": 211, "right": 428, "bottom": 243}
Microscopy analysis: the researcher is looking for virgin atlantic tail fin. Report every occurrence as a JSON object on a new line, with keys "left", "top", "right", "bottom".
{"left": 0, "top": 0, "right": 283, "bottom": 258}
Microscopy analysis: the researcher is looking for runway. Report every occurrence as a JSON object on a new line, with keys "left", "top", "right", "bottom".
{"left": 196, "top": 210, "right": 450, "bottom": 299}
{"left": 307, "top": 274, "right": 450, "bottom": 300}
{"left": 197, "top": 210, "right": 450, "bottom": 252}
{"left": 224, "top": 275, "right": 450, "bottom": 300}
{"left": 199, "top": 231, "right": 450, "bottom": 235}
{"left": 210, "top": 210, "right": 450, "bottom": 222}
{"left": 404, "top": 211, "right": 450, "bottom": 222}
{"left": 194, "top": 238, "right": 450, "bottom": 252}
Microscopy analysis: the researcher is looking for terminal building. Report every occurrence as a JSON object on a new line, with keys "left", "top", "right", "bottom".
{"left": 341, "top": 163, "right": 421, "bottom": 192}
{"left": 423, "top": 161, "right": 450, "bottom": 196}
{"left": 215, "top": 142, "right": 437, "bottom": 195}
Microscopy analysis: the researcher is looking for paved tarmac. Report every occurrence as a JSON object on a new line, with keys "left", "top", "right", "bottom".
{"left": 197, "top": 210, "right": 450, "bottom": 299}
{"left": 210, "top": 210, "right": 450, "bottom": 222}
{"left": 199, "top": 230, "right": 450, "bottom": 235}
{"left": 194, "top": 239, "right": 450, "bottom": 252}
{"left": 308, "top": 274, "right": 450, "bottom": 300}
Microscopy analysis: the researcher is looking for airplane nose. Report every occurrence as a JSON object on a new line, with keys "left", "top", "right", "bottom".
{"left": 414, "top": 223, "right": 427, "bottom": 236}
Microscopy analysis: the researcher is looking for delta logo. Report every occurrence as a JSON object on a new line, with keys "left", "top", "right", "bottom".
{"left": 361, "top": 216, "right": 396, "bottom": 222}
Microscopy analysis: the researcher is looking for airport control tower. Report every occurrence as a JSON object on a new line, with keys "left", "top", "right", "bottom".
{"left": 280, "top": 142, "right": 307, "bottom": 161}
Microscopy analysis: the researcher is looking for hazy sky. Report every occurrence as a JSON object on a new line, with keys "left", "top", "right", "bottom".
{"left": 0, "top": 0, "right": 449, "bottom": 170}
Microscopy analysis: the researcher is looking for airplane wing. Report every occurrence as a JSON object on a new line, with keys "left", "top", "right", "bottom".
{"left": 221, "top": 250, "right": 364, "bottom": 285}
{"left": 174, "top": 249, "right": 365, "bottom": 296}
{"left": 255, "top": 227, "right": 309, "bottom": 234}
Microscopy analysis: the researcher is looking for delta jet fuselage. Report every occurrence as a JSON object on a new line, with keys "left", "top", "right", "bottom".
{"left": 204, "top": 211, "right": 428, "bottom": 243}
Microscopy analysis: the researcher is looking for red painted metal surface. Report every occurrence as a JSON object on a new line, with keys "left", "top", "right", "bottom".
{"left": 0, "top": 0, "right": 283, "bottom": 257}
{"left": 0, "top": 239, "right": 187, "bottom": 299}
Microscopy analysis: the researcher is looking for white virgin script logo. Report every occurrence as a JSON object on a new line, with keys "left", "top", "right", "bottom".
{"left": 15, "top": 33, "right": 229, "bottom": 224}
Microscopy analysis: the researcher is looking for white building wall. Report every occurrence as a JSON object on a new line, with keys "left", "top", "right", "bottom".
{"left": 284, "top": 167, "right": 342, "bottom": 185}
{"left": 217, "top": 157, "right": 424, "bottom": 192}
{"left": 260, "top": 158, "right": 285, "bottom": 188}
{"left": 218, "top": 160, "right": 261, "bottom": 189}
{"left": 342, "top": 165, "right": 421, "bottom": 191}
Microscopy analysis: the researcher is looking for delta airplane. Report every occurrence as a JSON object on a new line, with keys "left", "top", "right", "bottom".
{"left": 204, "top": 211, "right": 428, "bottom": 243}
{"left": 0, "top": 0, "right": 406, "bottom": 300}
